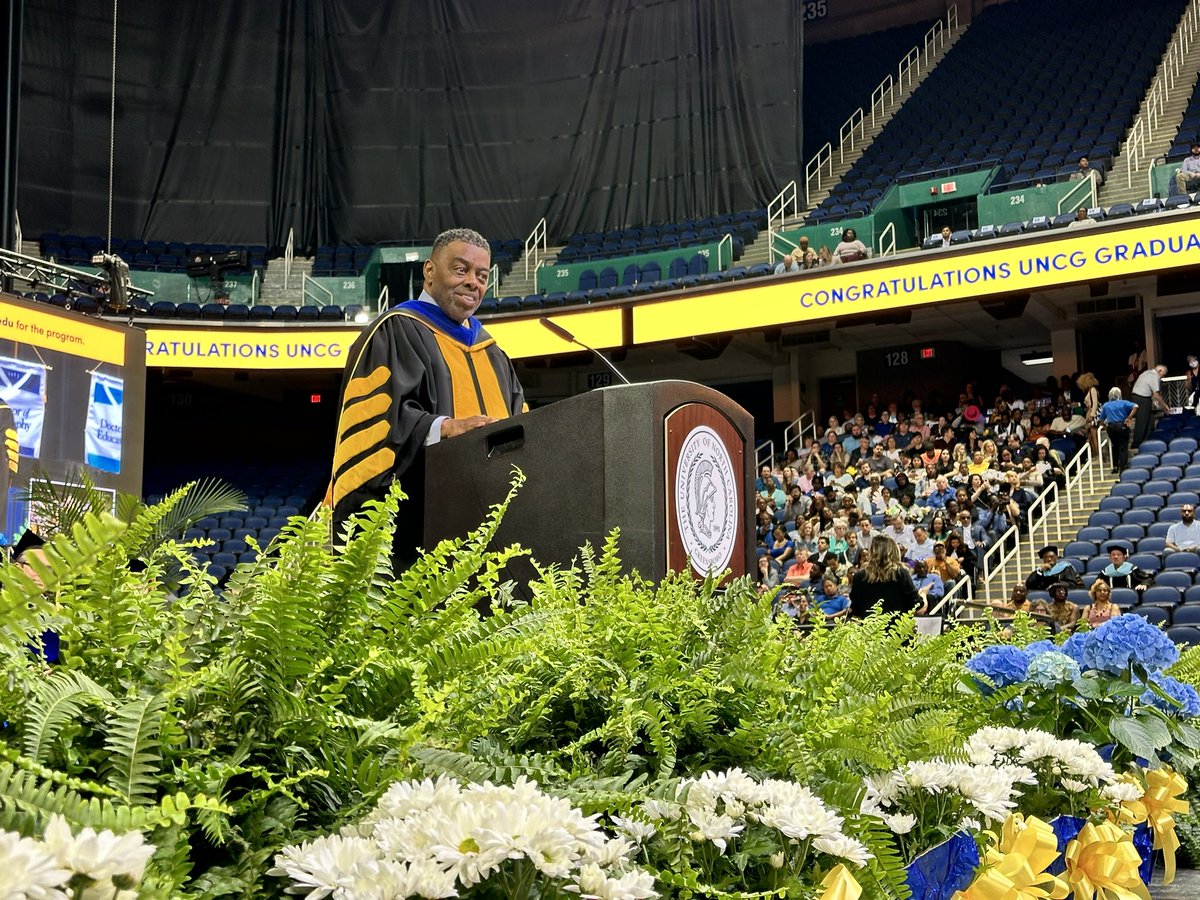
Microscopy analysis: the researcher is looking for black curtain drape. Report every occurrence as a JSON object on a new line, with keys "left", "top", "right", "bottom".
{"left": 18, "top": 0, "right": 802, "bottom": 250}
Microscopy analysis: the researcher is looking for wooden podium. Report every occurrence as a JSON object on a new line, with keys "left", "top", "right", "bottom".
{"left": 424, "top": 380, "right": 755, "bottom": 581}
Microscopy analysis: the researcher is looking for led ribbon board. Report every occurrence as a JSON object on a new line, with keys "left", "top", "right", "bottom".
{"left": 632, "top": 214, "right": 1200, "bottom": 343}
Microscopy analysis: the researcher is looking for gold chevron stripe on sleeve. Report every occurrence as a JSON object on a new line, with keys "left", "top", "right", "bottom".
{"left": 333, "top": 447, "right": 397, "bottom": 507}
{"left": 343, "top": 365, "right": 391, "bottom": 402}
{"left": 333, "top": 419, "right": 392, "bottom": 475}
{"left": 337, "top": 392, "right": 391, "bottom": 440}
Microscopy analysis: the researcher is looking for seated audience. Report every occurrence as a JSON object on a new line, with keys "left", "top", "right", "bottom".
{"left": 1096, "top": 543, "right": 1154, "bottom": 593}
{"left": 1166, "top": 503, "right": 1200, "bottom": 552}
{"left": 1083, "top": 579, "right": 1118, "bottom": 628}
{"left": 911, "top": 560, "right": 944, "bottom": 603}
{"left": 812, "top": 573, "right": 851, "bottom": 621}
{"left": 1045, "top": 581, "right": 1080, "bottom": 632}
{"left": 1025, "top": 544, "right": 1082, "bottom": 591}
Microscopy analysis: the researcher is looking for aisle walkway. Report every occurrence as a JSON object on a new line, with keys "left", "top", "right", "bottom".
{"left": 1150, "top": 866, "right": 1200, "bottom": 898}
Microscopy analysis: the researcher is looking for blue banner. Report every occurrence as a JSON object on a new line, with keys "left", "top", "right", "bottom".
{"left": 0, "top": 358, "right": 46, "bottom": 457}
{"left": 85, "top": 372, "right": 123, "bottom": 474}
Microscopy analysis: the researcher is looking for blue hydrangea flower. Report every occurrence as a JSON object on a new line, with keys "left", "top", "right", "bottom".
{"left": 1061, "top": 632, "right": 1090, "bottom": 667}
{"left": 1141, "top": 674, "right": 1200, "bottom": 717}
{"left": 1026, "top": 651, "right": 1082, "bottom": 688}
{"left": 1081, "top": 614, "right": 1179, "bottom": 675}
{"left": 1024, "top": 639, "right": 1061, "bottom": 657}
{"left": 966, "top": 645, "right": 1032, "bottom": 688}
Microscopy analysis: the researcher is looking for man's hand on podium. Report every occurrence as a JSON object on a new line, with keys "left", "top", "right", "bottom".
{"left": 441, "top": 415, "right": 499, "bottom": 439}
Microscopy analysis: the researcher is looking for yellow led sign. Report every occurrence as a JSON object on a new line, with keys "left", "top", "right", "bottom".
{"left": 144, "top": 329, "right": 358, "bottom": 369}
{"left": 0, "top": 295, "right": 126, "bottom": 365}
{"left": 633, "top": 215, "right": 1200, "bottom": 343}
{"left": 484, "top": 308, "right": 624, "bottom": 360}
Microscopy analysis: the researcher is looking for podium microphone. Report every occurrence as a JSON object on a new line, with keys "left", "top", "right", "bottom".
{"left": 538, "top": 317, "right": 631, "bottom": 385}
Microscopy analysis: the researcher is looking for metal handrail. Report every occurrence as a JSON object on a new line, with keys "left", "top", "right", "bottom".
{"left": 768, "top": 181, "right": 799, "bottom": 235}
{"left": 12, "top": 210, "right": 20, "bottom": 253}
{"left": 770, "top": 232, "right": 800, "bottom": 264}
{"left": 928, "top": 573, "right": 973, "bottom": 617}
{"left": 1062, "top": 440, "right": 1093, "bottom": 519}
{"left": 782, "top": 409, "right": 819, "bottom": 454}
{"left": 377, "top": 284, "right": 389, "bottom": 315}
{"left": 1024, "top": 481, "right": 1060, "bottom": 571}
{"left": 877, "top": 221, "right": 897, "bottom": 257}
{"left": 283, "top": 227, "right": 295, "bottom": 290}
{"left": 1125, "top": 0, "right": 1199, "bottom": 187}
{"left": 251, "top": 269, "right": 259, "bottom": 305}
{"left": 485, "top": 264, "right": 499, "bottom": 298}
{"left": 1056, "top": 175, "right": 1097, "bottom": 216}
{"left": 301, "top": 273, "right": 333, "bottom": 307}
{"left": 980, "top": 522, "right": 1021, "bottom": 604}
{"left": 803, "top": 4, "right": 958, "bottom": 204}
{"left": 717, "top": 233, "right": 733, "bottom": 270}
{"left": 1097, "top": 426, "right": 1112, "bottom": 480}
{"left": 756, "top": 439, "right": 775, "bottom": 469}
{"left": 523, "top": 218, "right": 548, "bottom": 280}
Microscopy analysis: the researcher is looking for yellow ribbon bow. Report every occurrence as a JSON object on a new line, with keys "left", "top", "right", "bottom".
{"left": 818, "top": 863, "right": 862, "bottom": 900}
{"left": 1140, "top": 767, "right": 1189, "bottom": 885}
{"left": 1063, "top": 820, "right": 1150, "bottom": 900}
{"left": 951, "top": 814, "right": 1068, "bottom": 900}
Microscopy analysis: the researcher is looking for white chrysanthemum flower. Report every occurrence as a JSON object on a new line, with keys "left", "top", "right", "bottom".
{"left": 566, "top": 862, "right": 658, "bottom": 900}
{"left": 881, "top": 812, "right": 916, "bottom": 835}
{"left": 959, "top": 817, "right": 981, "bottom": 832}
{"left": 330, "top": 857, "right": 455, "bottom": 900}
{"left": 367, "top": 777, "right": 463, "bottom": 827}
{"left": 685, "top": 810, "right": 743, "bottom": 854}
{"left": 640, "top": 799, "right": 681, "bottom": 822}
{"left": 901, "top": 760, "right": 957, "bottom": 793}
{"left": 769, "top": 852, "right": 785, "bottom": 868}
{"left": 0, "top": 830, "right": 70, "bottom": 900}
{"left": 1101, "top": 782, "right": 1144, "bottom": 803}
{"left": 755, "top": 798, "right": 844, "bottom": 841}
{"left": 1061, "top": 778, "right": 1091, "bottom": 794}
{"left": 582, "top": 837, "right": 636, "bottom": 869}
{"left": 812, "top": 833, "right": 873, "bottom": 867}
{"left": 41, "top": 815, "right": 156, "bottom": 883}
{"left": 862, "top": 772, "right": 903, "bottom": 805}
{"left": 269, "top": 834, "right": 381, "bottom": 899}
{"left": 611, "top": 816, "right": 656, "bottom": 844}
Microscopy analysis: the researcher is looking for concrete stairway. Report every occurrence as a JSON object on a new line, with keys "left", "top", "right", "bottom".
{"left": 1101, "top": 8, "right": 1200, "bottom": 207}
{"left": 256, "top": 257, "right": 310, "bottom": 307}
{"left": 495, "top": 248, "right": 563, "bottom": 299}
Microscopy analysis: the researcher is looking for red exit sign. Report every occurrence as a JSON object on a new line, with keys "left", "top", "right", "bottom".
{"left": 920, "top": 347, "right": 935, "bottom": 360}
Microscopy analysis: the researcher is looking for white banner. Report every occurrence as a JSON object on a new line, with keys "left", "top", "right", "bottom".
{"left": 0, "top": 357, "right": 46, "bottom": 458}
{"left": 85, "top": 372, "right": 123, "bottom": 474}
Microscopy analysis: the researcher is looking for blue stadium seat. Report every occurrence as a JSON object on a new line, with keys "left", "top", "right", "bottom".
{"left": 1129, "top": 553, "right": 1161, "bottom": 572}
{"left": 1131, "top": 495, "right": 1164, "bottom": 509}
{"left": 1120, "top": 468, "right": 1150, "bottom": 483}
{"left": 1087, "top": 511, "right": 1120, "bottom": 528}
{"left": 1166, "top": 552, "right": 1200, "bottom": 573}
{"left": 1170, "top": 437, "right": 1199, "bottom": 453}
{"left": 1142, "top": 586, "right": 1182, "bottom": 608}
{"left": 1168, "top": 625, "right": 1200, "bottom": 646}
{"left": 1144, "top": 480, "right": 1175, "bottom": 496}
{"left": 1157, "top": 571, "right": 1194, "bottom": 590}
{"left": 1139, "top": 537, "right": 1167, "bottom": 555}
{"left": 1098, "top": 497, "right": 1129, "bottom": 512}
{"left": 1111, "top": 524, "right": 1145, "bottom": 542}
{"left": 1122, "top": 509, "right": 1156, "bottom": 526}
{"left": 1111, "top": 483, "right": 1142, "bottom": 498}
{"left": 1140, "top": 440, "right": 1168, "bottom": 454}
{"left": 1131, "top": 606, "right": 1170, "bottom": 627}
{"left": 1173, "top": 604, "right": 1200, "bottom": 625}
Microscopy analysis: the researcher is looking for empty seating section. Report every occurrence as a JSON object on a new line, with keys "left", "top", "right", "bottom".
{"left": 143, "top": 462, "right": 324, "bottom": 586}
{"left": 802, "top": 21, "right": 934, "bottom": 163}
{"left": 1057, "top": 413, "right": 1200, "bottom": 640}
{"left": 813, "top": 0, "right": 1187, "bottom": 223}
{"left": 39, "top": 233, "right": 269, "bottom": 273}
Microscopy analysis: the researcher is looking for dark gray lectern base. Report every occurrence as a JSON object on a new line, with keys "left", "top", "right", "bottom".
{"left": 423, "top": 380, "right": 754, "bottom": 582}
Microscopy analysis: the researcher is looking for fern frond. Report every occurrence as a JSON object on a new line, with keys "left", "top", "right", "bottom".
{"left": 103, "top": 691, "right": 168, "bottom": 803}
{"left": 22, "top": 670, "right": 114, "bottom": 765}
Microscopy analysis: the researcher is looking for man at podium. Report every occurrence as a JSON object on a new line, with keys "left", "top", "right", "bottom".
{"left": 328, "top": 228, "right": 526, "bottom": 561}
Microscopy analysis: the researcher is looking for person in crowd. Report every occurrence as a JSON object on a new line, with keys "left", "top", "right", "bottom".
{"left": 1045, "top": 581, "right": 1080, "bottom": 632}
{"left": 832, "top": 227, "right": 869, "bottom": 263}
{"left": 755, "top": 464, "right": 777, "bottom": 494}
{"left": 767, "top": 525, "right": 795, "bottom": 567}
{"left": 774, "top": 588, "right": 811, "bottom": 625}
{"left": 1166, "top": 503, "right": 1200, "bottom": 552}
{"left": 1127, "top": 339, "right": 1148, "bottom": 389}
{"left": 814, "top": 535, "right": 842, "bottom": 571}
{"left": 1131, "top": 364, "right": 1170, "bottom": 449}
{"left": 926, "top": 475, "right": 956, "bottom": 509}
{"left": 329, "top": 227, "right": 525, "bottom": 564}
{"left": 1067, "top": 207, "right": 1095, "bottom": 228}
{"left": 993, "top": 584, "right": 1048, "bottom": 617}
{"left": 1025, "top": 544, "right": 1082, "bottom": 591}
{"left": 1032, "top": 443, "right": 1066, "bottom": 486}
{"left": 756, "top": 510, "right": 774, "bottom": 546}
{"left": 911, "top": 559, "right": 944, "bottom": 603}
{"left": 944, "top": 531, "right": 977, "bottom": 581}
{"left": 1176, "top": 142, "right": 1200, "bottom": 195}
{"left": 906, "top": 525, "right": 935, "bottom": 565}
{"left": 774, "top": 237, "right": 816, "bottom": 274}
{"left": 1096, "top": 543, "right": 1154, "bottom": 592}
{"left": 927, "top": 514, "right": 951, "bottom": 545}
{"left": 1097, "top": 386, "right": 1137, "bottom": 473}
{"left": 1076, "top": 372, "right": 1100, "bottom": 452}
{"left": 1068, "top": 155, "right": 1104, "bottom": 186}
{"left": 927, "top": 539, "right": 962, "bottom": 583}
{"left": 792, "top": 520, "right": 819, "bottom": 554}
{"left": 1047, "top": 404, "right": 1088, "bottom": 446}
{"left": 1084, "top": 579, "right": 1119, "bottom": 628}
{"left": 756, "top": 554, "right": 784, "bottom": 596}
{"left": 936, "top": 225, "right": 953, "bottom": 248}
{"left": 1187, "top": 355, "right": 1200, "bottom": 412}
{"left": 784, "top": 546, "right": 816, "bottom": 585}
{"left": 817, "top": 245, "right": 833, "bottom": 267}
{"left": 849, "top": 535, "right": 926, "bottom": 617}
{"left": 813, "top": 572, "right": 852, "bottom": 621}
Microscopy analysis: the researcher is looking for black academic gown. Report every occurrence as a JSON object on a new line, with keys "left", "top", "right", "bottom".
{"left": 329, "top": 304, "right": 525, "bottom": 562}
